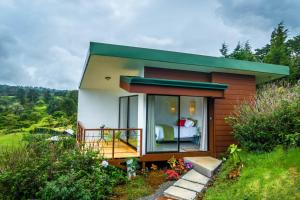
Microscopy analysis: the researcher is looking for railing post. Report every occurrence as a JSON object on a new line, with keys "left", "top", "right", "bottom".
{"left": 112, "top": 130, "right": 115, "bottom": 159}
{"left": 139, "top": 129, "right": 142, "bottom": 157}
{"left": 83, "top": 129, "right": 86, "bottom": 144}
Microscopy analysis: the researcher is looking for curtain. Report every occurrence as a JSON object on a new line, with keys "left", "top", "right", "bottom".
{"left": 146, "top": 95, "right": 156, "bottom": 152}
{"left": 200, "top": 98, "right": 208, "bottom": 151}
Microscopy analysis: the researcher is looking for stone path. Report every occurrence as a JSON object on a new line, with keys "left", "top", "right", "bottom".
{"left": 163, "top": 156, "right": 221, "bottom": 200}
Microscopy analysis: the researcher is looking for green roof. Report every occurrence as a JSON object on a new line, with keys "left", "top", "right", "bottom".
{"left": 121, "top": 76, "right": 228, "bottom": 90}
{"left": 80, "top": 42, "right": 290, "bottom": 88}
{"left": 89, "top": 42, "right": 289, "bottom": 76}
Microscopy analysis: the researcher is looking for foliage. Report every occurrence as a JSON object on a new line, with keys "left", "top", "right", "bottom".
{"left": 227, "top": 144, "right": 242, "bottom": 166}
{"left": 0, "top": 85, "right": 78, "bottom": 134}
{"left": 0, "top": 134, "right": 126, "bottom": 199}
{"left": 226, "top": 83, "right": 300, "bottom": 152}
{"left": 220, "top": 41, "right": 257, "bottom": 61}
{"left": 220, "top": 22, "right": 300, "bottom": 83}
{"left": 167, "top": 156, "right": 191, "bottom": 175}
{"left": 167, "top": 155, "right": 177, "bottom": 169}
{"left": 204, "top": 147, "right": 300, "bottom": 200}
{"left": 264, "top": 22, "right": 290, "bottom": 66}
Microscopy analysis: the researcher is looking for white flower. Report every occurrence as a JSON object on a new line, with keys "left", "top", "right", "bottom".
{"left": 126, "top": 159, "right": 133, "bottom": 165}
{"left": 101, "top": 160, "right": 109, "bottom": 168}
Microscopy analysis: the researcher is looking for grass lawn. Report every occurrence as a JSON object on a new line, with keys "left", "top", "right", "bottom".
{"left": 204, "top": 147, "right": 300, "bottom": 200}
{"left": 0, "top": 132, "right": 28, "bottom": 149}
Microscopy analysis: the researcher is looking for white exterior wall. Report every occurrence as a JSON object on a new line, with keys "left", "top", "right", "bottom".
{"left": 78, "top": 89, "right": 130, "bottom": 128}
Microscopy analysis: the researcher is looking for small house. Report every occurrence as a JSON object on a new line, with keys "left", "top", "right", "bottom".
{"left": 77, "top": 42, "right": 289, "bottom": 163}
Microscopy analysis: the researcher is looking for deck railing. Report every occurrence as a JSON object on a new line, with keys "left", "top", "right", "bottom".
{"left": 77, "top": 121, "right": 142, "bottom": 159}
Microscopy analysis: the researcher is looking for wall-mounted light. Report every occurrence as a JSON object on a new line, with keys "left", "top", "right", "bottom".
{"left": 105, "top": 76, "right": 111, "bottom": 80}
{"left": 170, "top": 102, "right": 176, "bottom": 114}
{"left": 189, "top": 100, "right": 196, "bottom": 115}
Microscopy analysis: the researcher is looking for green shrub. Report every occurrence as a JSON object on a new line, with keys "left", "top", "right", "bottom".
{"left": 226, "top": 83, "right": 300, "bottom": 152}
{"left": 0, "top": 134, "right": 126, "bottom": 199}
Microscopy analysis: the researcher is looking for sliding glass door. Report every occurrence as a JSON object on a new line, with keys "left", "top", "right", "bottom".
{"left": 146, "top": 95, "right": 208, "bottom": 153}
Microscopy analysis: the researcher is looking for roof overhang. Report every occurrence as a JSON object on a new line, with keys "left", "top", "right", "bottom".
{"left": 79, "top": 42, "right": 290, "bottom": 89}
{"left": 120, "top": 76, "right": 228, "bottom": 98}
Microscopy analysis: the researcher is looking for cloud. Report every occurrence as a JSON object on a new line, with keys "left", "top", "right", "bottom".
{"left": 135, "top": 36, "right": 175, "bottom": 47}
{"left": 216, "top": 0, "right": 300, "bottom": 34}
{"left": 0, "top": 0, "right": 299, "bottom": 89}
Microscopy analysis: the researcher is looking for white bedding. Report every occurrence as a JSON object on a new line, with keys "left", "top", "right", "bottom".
{"left": 155, "top": 125, "right": 197, "bottom": 141}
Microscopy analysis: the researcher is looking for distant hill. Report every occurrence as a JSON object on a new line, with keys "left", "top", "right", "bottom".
{"left": 0, "top": 84, "right": 78, "bottom": 134}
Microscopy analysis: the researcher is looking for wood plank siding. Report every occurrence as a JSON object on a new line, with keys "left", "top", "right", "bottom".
{"left": 144, "top": 67, "right": 256, "bottom": 157}
{"left": 144, "top": 67, "right": 211, "bottom": 82}
{"left": 211, "top": 72, "right": 256, "bottom": 156}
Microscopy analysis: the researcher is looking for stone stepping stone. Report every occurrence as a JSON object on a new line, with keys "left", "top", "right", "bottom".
{"left": 184, "top": 156, "right": 222, "bottom": 177}
{"left": 182, "top": 169, "right": 210, "bottom": 185}
{"left": 174, "top": 179, "right": 204, "bottom": 193}
{"left": 164, "top": 186, "right": 197, "bottom": 200}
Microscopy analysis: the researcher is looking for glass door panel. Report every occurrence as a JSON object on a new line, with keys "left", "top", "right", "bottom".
{"left": 119, "top": 97, "right": 128, "bottom": 143}
{"left": 128, "top": 96, "right": 138, "bottom": 148}
{"left": 147, "top": 95, "right": 179, "bottom": 152}
{"left": 179, "top": 96, "right": 208, "bottom": 152}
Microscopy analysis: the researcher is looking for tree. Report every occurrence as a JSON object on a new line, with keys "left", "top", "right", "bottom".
{"left": 43, "top": 90, "right": 52, "bottom": 103}
{"left": 264, "top": 22, "right": 290, "bottom": 65}
{"left": 62, "top": 97, "right": 76, "bottom": 116}
{"left": 220, "top": 43, "right": 228, "bottom": 57}
{"left": 47, "top": 97, "right": 63, "bottom": 115}
{"left": 27, "top": 88, "right": 39, "bottom": 104}
{"left": 255, "top": 44, "right": 270, "bottom": 62}
{"left": 287, "top": 35, "right": 300, "bottom": 81}
{"left": 16, "top": 88, "right": 26, "bottom": 105}
{"left": 220, "top": 41, "right": 256, "bottom": 61}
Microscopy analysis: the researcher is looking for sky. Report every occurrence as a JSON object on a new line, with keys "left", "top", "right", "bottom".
{"left": 0, "top": 0, "right": 299, "bottom": 89}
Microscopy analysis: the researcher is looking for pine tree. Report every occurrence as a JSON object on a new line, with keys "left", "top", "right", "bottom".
{"left": 255, "top": 44, "right": 270, "bottom": 62}
{"left": 287, "top": 35, "right": 300, "bottom": 81}
{"left": 220, "top": 43, "right": 228, "bottom": 57}
{"left": 225, "top": 41, "right": 256, "bottom": 61}
{"left": 264, "top": 22, "right": 290, "bottom": 65}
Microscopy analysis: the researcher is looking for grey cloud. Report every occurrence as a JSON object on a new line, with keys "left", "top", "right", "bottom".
{"left": 217, "top": 0, "right": 300, "bottom": 33}
{"left": 0, "top": 0, "right": 299, "bottom": 89}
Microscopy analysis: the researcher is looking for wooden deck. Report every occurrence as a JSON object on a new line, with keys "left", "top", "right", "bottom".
{"left": 83, "top": 140, "right": 139, "bottom": 159}
{"left": 77, "top": 122, "right": 142, "bottom": 159}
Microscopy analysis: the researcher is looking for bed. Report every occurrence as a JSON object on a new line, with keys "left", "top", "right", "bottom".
{"left": 155, "top": 125, "right": 198, "bottom": 142}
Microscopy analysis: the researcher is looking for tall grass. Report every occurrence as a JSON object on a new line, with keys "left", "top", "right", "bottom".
{"left": 226, "top": 82, "right": 300, "bottom": 151}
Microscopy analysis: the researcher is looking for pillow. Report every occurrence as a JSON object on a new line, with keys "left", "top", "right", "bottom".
{"left": 177, "top": 119, "right": 186, "bottom": 126}
{"left": 184, "top": 119, "right": 194, "bottom": 128}
{"left": 187, "top": 118, "right": 198, "bottom": 127}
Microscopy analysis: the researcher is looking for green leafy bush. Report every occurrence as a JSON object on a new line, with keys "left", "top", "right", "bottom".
{"left": 226, "top": 83, "right": 300, "bottom": 152}
{"left": 0, "top": 134, "right": 126, "bottom": 199}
